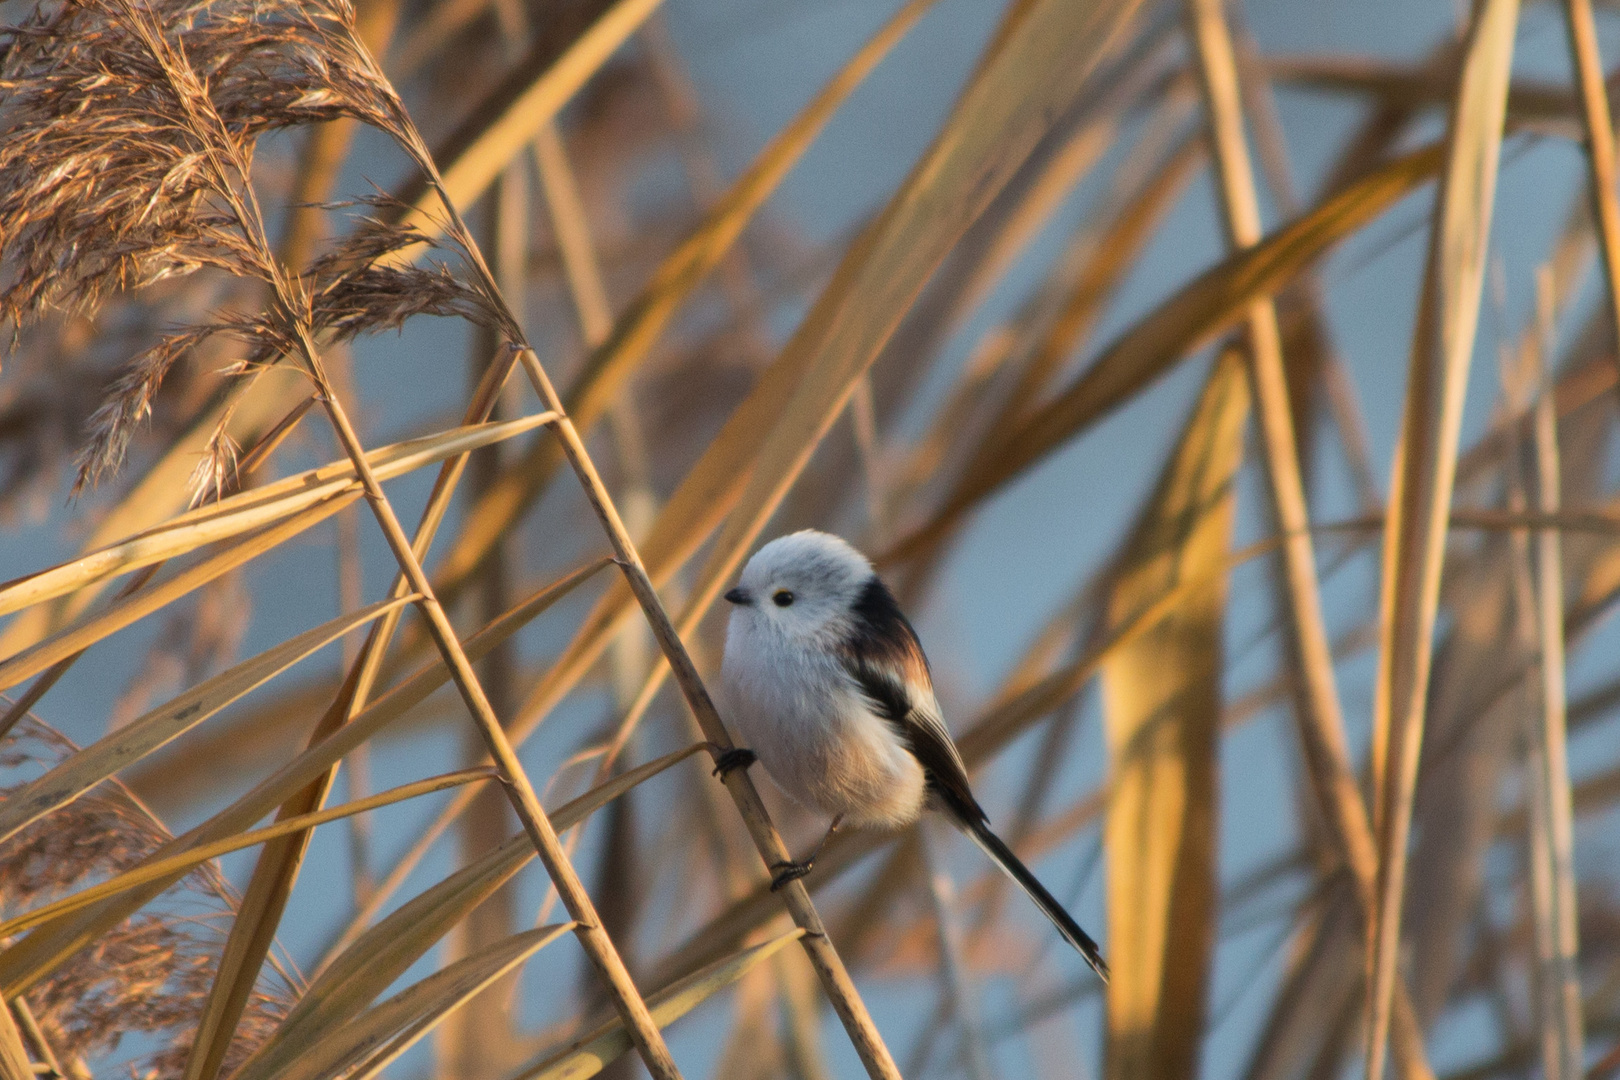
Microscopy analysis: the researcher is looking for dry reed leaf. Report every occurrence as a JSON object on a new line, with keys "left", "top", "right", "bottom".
{"left": 0, "top": 366, "right": 311, "bottom": 659}
{"left": 0, "top": 413, "right": 552, "bottom": 626}
{"left": 0, "top": 1008, "right": 30, "bottom": 1080}
{"left": 388, "top": 0, "right": 665, "bottom": 261}
{"left": 509, "top": 0, "right": 1147, "bottom": 745}
{"left": 0, "top": 595, "right": 409, "bottom": 845}
{"left": 0, "top": 493, "right": 364, "bottom": 693}
{"left": 697, "top": 0, "right": 1145, "bottom": 604}
{"left": 516, "top": 929, "right": 807, "bottom": 1080}
{"left": 183, "top": 656, "right": 383, "bottom": 1080}
{"left": 879, "top": 112, "right": 1199, "bottom": 558}
{"left": 1267, "top": 54, "right": 1588, "bottom": 130}
{"left": 1101, "top": 349, "right": 1245, "bottom": 1080}
{"left": 1560, "top": 0, "right": 1620, "bottom": 373}
{"left": 996, "top": 134, "right": 1206, "bottom": 437}
{"left": 1365, "top": 1, "right": 1519, "bottom": 1076}
{"left": 183, "top": 349, "right": 525, "bottom": 1080}
{"left": 890, "top": 140, "right": 1448, "bottom": 562}
{"left": 312, "top": 744, "right": 699, "bottom": 990}
{"left": 261, "top": 924, "right": 573, "bottom": 1080}
{"left": 0, "top": 559, "right": 610, "bottom": 997}
{"left": 233, "top": 744, "right": 704, "bottom": 1080}
{"left": 0, "top": 768, "right": 494, "bottom": 940}
{"left": 432, "top": 0, "right": 939, "bottom": 598}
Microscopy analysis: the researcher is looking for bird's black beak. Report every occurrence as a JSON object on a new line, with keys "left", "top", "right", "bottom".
{"left": 724, "top": 587, "right": 752, "bottom": 606}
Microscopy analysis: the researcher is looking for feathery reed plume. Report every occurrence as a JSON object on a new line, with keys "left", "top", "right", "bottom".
{"left": 0, "top": 0, "right": 501, "bottom": 494}
{"left": 0, "top": 716, "right": 294, "bottom": 1079}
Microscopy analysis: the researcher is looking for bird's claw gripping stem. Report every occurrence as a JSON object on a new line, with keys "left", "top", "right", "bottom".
{"left": 712, "top": 746, "right": 757, "bottom": 779}
{"left": 769, "top": 859, "right": 813, "bottom": 891}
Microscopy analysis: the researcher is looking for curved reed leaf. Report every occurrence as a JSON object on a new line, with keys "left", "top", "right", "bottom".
{"left": 1101, "top": 349, "right": 1246, "bottom": 1079}
{"left": 0, "top": 559, "right": 609, "bottom": 998}
{"left": 1366, "top": 2, "right": 1519, "bottom": 1075}
{"left": 0, "top": 413, "right": 553, "bottom": 623}
{"left": 516, "top": 929, "right": 806, "bottom": 1080}
{"left": 888, "top": 140, "right": 1447, "bottom": 562}
{"left": 0, "top": 593, "right": 411, "bottom": 845}
{"left": 262, "top": 925, "right": 573, "bottom": 1080}
{"left": 228, "top": 744, "right": 703, "bottom": 1080}
{"left": 432, "top": 0, "right": 940, "bottom": 599}
{"left": 0, "top": 769, "right": 494, "bottom": 939}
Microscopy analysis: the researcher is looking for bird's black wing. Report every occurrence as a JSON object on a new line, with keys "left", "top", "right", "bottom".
{"left": 840, "top": 576, "right": 1110, "bottom": 982}
{"left": 839, "top": 576, "right": 984, "bottom": 824}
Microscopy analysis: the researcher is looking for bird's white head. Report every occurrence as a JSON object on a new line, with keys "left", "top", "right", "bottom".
{"left": 723, "top": 529, "right": 874, "bottom": 646}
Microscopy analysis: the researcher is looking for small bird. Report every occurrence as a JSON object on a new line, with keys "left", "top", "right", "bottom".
{"left": 716, "top": 529, "right": 1108, "bottom": 982}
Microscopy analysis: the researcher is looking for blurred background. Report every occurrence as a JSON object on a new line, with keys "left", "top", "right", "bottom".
{"left": 3, "top": 0, "right": 1620, "bottom": 1078}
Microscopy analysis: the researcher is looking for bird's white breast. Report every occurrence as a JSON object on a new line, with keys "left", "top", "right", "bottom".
{"left": 721, "top": 618, "right": 926, "bottom": 829}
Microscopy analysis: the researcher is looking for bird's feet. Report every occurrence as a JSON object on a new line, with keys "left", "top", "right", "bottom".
{"left": 769, "top": 859, "right": 814, "bottom": 892}
{"left": 711, "top": 746, "right": 757, "bottom": 780}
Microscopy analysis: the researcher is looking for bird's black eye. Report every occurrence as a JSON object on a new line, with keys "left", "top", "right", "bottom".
{"left": 773, "top": 590, "right": 795, "bottom": 607}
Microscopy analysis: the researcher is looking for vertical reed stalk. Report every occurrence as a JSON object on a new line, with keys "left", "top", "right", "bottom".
{"left": 1530, "top": 269, "right": 1583, "bottom": 1078}
{"left": 0, "top": 1004, "right": 31, "bottom": 1080}
{"left": 1366, "top": 2, "right": 1519, "bottom": 1075}
{"left": 1559, "top": 0, "right": 1620, "bottom": 393}
{"left": 1182, "top": 3, "right": 1434, "bottom": 1074}
{"left": 924, "top": 827, "right": 993, "bottom": 1080}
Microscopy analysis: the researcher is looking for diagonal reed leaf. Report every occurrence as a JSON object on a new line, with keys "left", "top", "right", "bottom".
{"left": 432, "top": 0, "right": 939, "bottom": 599}
{"left": 0, "top": 493, "right": 364, "bottom": 693}
{"left": 225, "top": 744, "right": 705, "bottom": 1080}
{"left": 0, "top": 366, "right": 313, "bottom": 659}
{"left": 888, "top": 139, "right": 1448, "bottom": 563}
{"left": 692, "top": 0, "right": 1148, "bottom": 621}
{"left": 0, "top": 413, "right": 553, "bottom": 623}
{"left": 262, "top": 924, "right": 574, "bottom": 1080}
{"left": 0, "top": 559, "right": 610, "bottom": 998}
{"left": 516, "top": 929, "right": 807, "bottom": 1080}
{"left": 0, "top": 768, "right": 496, "bottom": 940}
{"left": 0, "top": 1005, "right": 32, "bottom": 1080}
{"left": 0, "top": 594, "right": 412, "bottom": 845}
{"left": 387, "top": 0, "right": 665, "bottom": 261}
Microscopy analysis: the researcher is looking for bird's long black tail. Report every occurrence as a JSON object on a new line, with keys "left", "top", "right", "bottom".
{"left": 963, "top": 816, "right": 1109, "bottom": 983}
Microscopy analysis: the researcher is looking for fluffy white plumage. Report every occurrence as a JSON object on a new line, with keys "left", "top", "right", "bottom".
{"left": 719, "top": 531, "right": 927, "bottom": 827}
{"left": 718, "top": 529, "right": 1110, "bottom": 983}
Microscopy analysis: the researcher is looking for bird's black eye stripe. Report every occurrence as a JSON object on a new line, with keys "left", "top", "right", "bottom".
{"left": 773, "top": 590, "right": 795, "bottom": 607}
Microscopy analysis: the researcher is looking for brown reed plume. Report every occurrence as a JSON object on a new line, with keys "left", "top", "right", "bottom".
{"left": 0, "top": 716, "right": 293, "bottom": 1080}
{"left": 0, "top": 0, "right": 506, "bottom": 495}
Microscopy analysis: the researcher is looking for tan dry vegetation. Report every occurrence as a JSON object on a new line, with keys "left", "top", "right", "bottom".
{"left": 0, "top": 0, "right": 1618, "bottom": 1078}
